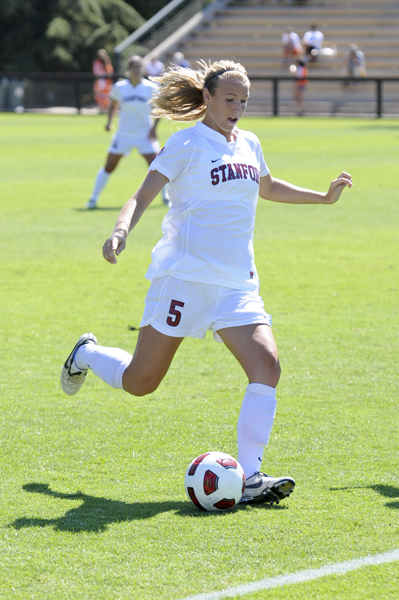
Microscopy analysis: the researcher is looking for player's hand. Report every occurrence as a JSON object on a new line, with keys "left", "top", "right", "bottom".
{"left": 105, "top": 123, "right": 113, "bottom": 132}
{"left": 102, "top": 234, "right": 126, "bottom": 264}
{"left": 324, "top": 171, "right": 353, "bottom": 204}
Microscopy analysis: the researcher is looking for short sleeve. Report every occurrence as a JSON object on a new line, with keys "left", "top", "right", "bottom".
{"left": 243, "top": 130, "right": 269, "bottom": 178}
{"left": 149, "top": 131, "right": 192, "bottom": 182}
{"left": 109, "top": 84, "right": 120, "bottom": 102}
{"left": 259, "top": 148, "right": 269, "bottom": 178}
{"left": 253, "top": 135, "right": 269, "bottom": 177}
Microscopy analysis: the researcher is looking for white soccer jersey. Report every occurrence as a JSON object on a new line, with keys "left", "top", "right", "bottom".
{"left": 109, "top": 78, "right": 158, "bottom": 138}
{"left": 303, "top": 30, "right": 324, "bottom": 49}
{"left": 281, "top": 31, "right": 301, "bottom": 47}
{"left": 146, "top": 121, "right": 269, "bottom": 292}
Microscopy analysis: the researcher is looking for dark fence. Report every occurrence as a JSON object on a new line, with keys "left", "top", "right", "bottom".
{"left": 250, "top": 75, "right": 399, "bottom": 118}
{"left": 1, "top": 72, "right": 398, "bottom": 118}
{"left": 0, "top": 72, "right": 121, "bottom": 113}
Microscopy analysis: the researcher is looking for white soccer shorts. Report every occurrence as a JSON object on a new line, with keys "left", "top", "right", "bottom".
{"left": 140, "top": 276, "right": 272, "bottom": 342}
{"left": 107, "top": 131, "right": 160, "bottom": 156}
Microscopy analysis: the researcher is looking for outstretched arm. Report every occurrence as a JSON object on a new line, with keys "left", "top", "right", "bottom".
{"left": 105, "top": 99, "right": 118, "bottom": 131}
{"left": 102, "top": 169, "right": 169, "bottom": 264}
{"left": 259, "top": 172, "right": 353, "bottom": 205}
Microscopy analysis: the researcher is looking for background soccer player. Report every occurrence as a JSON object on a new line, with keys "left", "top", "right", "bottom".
{"left": 87, "top": 55, "right": 169, "bottom": 209}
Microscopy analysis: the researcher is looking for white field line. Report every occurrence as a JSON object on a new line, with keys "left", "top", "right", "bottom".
{"left": 178, "top": 548, "right": 399, "bottom": 600}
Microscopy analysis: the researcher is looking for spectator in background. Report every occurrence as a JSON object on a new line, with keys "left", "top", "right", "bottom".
{"left": 292, "top": 59, "right": 308, "bottom": 116}
{"left": 281, "top": 27, "right": 303, "bottom": 66}
{"left": 302, "top": 24, "right": 324, "bottom": 63}
{"left": 144, "top": 55, "right": 165, "bottom": 77}
{"left": 343, "top": 44, "right": 366, "bottom": 84}
{"left": 171, "top": 51, "right": 191, "bottom": 68}
{"left": 93, "top": 49, "right": 114, "bottom": 112}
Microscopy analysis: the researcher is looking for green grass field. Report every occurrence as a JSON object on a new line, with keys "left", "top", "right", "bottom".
{"left": 0, "top": 114, "right": 398, "bottom": 600}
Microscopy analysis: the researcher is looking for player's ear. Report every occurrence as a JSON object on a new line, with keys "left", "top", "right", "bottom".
{"left": 202, "top": 87, "right": 210, "bottom": 105}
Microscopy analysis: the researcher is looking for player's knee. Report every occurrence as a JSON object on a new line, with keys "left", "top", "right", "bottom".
{"left": 122, "top": 373, "right": 161, "bottom": 397}
{"left": 263, "top": 352, "right": 281, "bottom": 387}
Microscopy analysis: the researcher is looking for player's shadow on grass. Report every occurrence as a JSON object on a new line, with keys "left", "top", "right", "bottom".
{"left": 331, "top": 484, "right": 399, "bottom": 509}
{"left": 10, "top": 483, "right": 284, "bottom": 534}
{"left": 10, "top": 483, "right": 190, "bottom": 533}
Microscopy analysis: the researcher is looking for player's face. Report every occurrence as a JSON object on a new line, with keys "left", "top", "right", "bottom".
{"left": 202, "top": 78, "right": 250, "bottom": 141}
{"left": 129, "top": 60, "right": 143, "bottom": 81}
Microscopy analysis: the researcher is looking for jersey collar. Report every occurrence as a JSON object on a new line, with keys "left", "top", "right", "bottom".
{"left": 195, "top": 121, "right": 239, "bottom": 145}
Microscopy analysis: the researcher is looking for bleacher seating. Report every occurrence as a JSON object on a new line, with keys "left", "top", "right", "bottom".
{"left": 159, "top": 0, "right": 399, "bottom": 116}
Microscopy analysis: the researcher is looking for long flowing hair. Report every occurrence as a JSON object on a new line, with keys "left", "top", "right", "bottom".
{"left": 150, "top": 59, "right": 249, "bottom": 121}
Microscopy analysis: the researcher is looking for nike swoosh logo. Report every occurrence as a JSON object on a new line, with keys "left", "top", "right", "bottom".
{"left": 211, "top": 158, "right": 221, "bottom": 163}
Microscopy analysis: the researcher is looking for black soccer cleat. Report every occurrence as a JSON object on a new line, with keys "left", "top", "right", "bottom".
{"left": 60, "top": 333, "right": 97, "bottom": 396}
{"left": 240, "top": 472, "right": 295, "bottom": 505}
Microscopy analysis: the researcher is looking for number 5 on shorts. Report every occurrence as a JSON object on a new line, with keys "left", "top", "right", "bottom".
{"left": 166, "top": 299, "right": 185, "bottom": 327}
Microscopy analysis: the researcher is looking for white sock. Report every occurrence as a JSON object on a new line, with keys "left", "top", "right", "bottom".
{"left": 74, "top": 343, "right": 132, "bottom": 390}
{"left": 237, "top": 383, "right": 277, "bottom": 479}
{"left": 90, "top": 167, "right": 110, "bottom": 201}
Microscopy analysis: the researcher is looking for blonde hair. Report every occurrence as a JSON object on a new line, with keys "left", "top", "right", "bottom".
{"left": 150, "top": 59, "right": 249, "bottom": 121}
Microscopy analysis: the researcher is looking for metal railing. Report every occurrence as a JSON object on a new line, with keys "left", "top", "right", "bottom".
{"left": 113, "top": 0, "right": 213, "bottom": 70}
{"left": 0, "top": 72, "right": 398, "bottom": 118}
{"left": 249, "top": 76, "right": 399, "bottom": 118}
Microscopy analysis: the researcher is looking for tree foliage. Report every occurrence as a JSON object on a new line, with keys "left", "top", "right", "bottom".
{"left": 0, "top": 0, "right": 145, "bottom": 72}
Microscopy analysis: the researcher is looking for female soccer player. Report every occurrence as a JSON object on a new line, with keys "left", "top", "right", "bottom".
{"left": 64, "top": 59, "right": 352, "bottom": 504}
{"left": 87, "top": 55, "right": 169, "bottom": 209}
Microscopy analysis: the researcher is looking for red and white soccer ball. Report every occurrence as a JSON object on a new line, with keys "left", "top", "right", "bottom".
{"left": 185, "top": 451, "right": 245, "bottom": 512}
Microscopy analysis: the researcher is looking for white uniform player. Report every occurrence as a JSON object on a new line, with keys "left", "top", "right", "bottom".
{"left": 141, "top": 121, "right": 272, "bottom": 341}
{"left": 107, "top": 78, "right": 159, "bottom": 157}
{"left": 87, "top": 55, "right": 169, "bottom": 210}
{"left": 62, "top": 59, "right": 352, "bottom": 506}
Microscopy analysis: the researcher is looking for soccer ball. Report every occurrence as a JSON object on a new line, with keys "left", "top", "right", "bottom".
{"left": 185, "top": 451, "right": 245, "bottom": 512}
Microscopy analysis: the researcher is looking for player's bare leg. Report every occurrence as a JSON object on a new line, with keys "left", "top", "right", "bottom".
{"left": 61, "top": 325, "right": 183, "bottom": 397}
{"left": 122, "top": 325, "right": 183, "bottom": 396}
{"left": 217, "top": 323, "right": 280, "bottom": 387}
{"left": 217, "top": 323, "right": 295, "bottom": 504}
{"left": 104, "top": 152, "right": 124, "bottom": 173}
